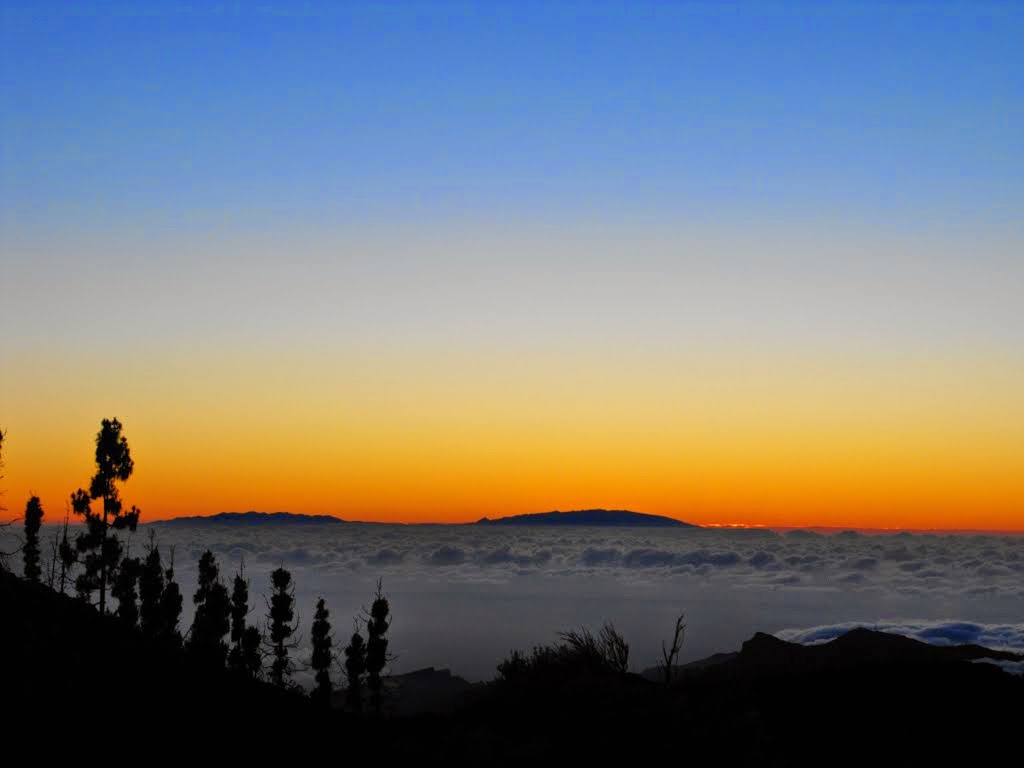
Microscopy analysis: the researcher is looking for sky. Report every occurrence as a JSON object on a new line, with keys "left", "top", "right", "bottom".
{"left": 1, "top": 1, "right": 1022, "bottom": 529}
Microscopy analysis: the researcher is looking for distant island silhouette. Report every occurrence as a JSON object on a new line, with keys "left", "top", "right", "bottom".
{"left": 475, "top": 509, "right": 695, "bottom": 527}
{"left": 156, "top": 511, "right": 346, "bottom": 526}
{"left": 149, "top": 509, "right": 696, "bottom": 527}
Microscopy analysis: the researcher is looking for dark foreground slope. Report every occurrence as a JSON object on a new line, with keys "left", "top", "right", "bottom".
{"left": 0, "top": 569, "right": 311, "bottom": 723}
{"left": 461, "top": 630, "right": 1022, "bottom": 765}
{"left": 3, "top": 569, "right": 1021, "bottom": 764}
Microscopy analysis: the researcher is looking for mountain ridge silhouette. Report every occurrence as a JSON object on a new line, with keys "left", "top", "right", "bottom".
{"left": 154, "top": 510, "right": 346, "bottom": 525}
{"left": 475, "top": 509, "right": 695, "bottom": 527}
{"left": 149, "top": 508, "right": 697, "bottom": 527}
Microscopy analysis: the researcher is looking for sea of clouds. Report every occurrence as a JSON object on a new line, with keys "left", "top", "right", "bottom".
{"left": 7, "top": 523, "right": 1024, "bottom": 683}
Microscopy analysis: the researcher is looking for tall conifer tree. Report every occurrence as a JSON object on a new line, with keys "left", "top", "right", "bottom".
{"left": 344, "top": 625, "right": 367, "bottom": 713}
{"left": 188, "top": 549, "right": 230, "bottom": 666}
{"left": 72, "top": 419, "right": 140, "bottom": 613}
{"left": 159, "top": 549, "right": 183, "bottom": 649}
{"left": 366, "top": 579, "right": 391, "bottom": 713}
{"left": 57, "top": 507, "right": 77, "bottom": 594}
{"left": 310, "top": 597, "right": 333, "bottom": 706}
{"left": 112, "top": 555, "right": 142, "bottom": 628}
{"left": 265, "top": 566, "right": 298, "bottom": 688}
{"left": 22, "top": 496, "right": 44, "bottom": 582}
{"left": 139, "top": 533, "right": 166, "bottom": 640}
{"left": 228, "top": 560, "right": 252, "bottom": 674}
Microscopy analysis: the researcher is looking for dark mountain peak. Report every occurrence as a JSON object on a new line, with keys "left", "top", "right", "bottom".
{"left": 742, "top": 632, "right": 791, "bottom": 653}
{"left": 829, "top": 627, "right": 1022, "bottom": 664}
{"left": 738, "top": 632, "right": 802, "bottom": 665}
{"left": 829, "top": 627, "right": 920, "bottom": 652}
{"left": 475, "top": 509, "right": 695, "bottom": 527}
{"left": 154, "top": 511, "right": 345, "bottom": 526}
{"left": 728, "top": 628, "right": 1023, "bottom": 677}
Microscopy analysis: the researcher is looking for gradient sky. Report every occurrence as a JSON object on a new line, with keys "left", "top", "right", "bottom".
{"left": 1, "top": 1, "right": 1022, "bottom": 528}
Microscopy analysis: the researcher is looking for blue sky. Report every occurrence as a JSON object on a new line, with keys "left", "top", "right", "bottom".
{"left": 2, "top": 1, "right": 1021, "bottom": 236}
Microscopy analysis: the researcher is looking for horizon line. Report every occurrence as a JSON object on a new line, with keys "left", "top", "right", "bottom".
{"left": 115, "top": 510, "right": 1024, "bottom": 535}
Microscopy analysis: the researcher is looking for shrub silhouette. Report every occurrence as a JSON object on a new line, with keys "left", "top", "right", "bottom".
{"left": 265, "top": 566, "right": 298, "bottom": 688}
{"left": 23, "top": 496, "right": 44, "bottom": 582}
{"left": 567, "top": 622, "right": 630, "bottom": 673}
{"left": 310, "top": 597, "right": 333, "bottom": 706}
{"left": 497, "top": 622, "right": 630, "bottom": 683}
{"left": 188, "top": 549, "right": 231, "bottom": 666}
{"left": 71, "top": 418, "right": 140, "bottom": 614}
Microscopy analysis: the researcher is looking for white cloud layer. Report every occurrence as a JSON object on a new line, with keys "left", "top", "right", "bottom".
{"left": 5, "top": 524, "right": 1023, "bottom": 682}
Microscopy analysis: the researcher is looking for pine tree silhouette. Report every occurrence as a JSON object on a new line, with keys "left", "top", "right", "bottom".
{"left": 366, "top": 579, "right": 391, "bottom": 713}
{"left": 310, "top": 597, "right": 333, "bottom": 706}
{"left": 112, "top": 555, "right": 142, "bottom": 628}
{"left": 265, "top": 566, "right": 298, "bottom": 688}
{"left": 159, "top": 549, "right": 183, "bottom": 649}
{"left": 46, "top": 530, "right": 59, "bottom": 588}
{"left": 344, "top": 624, "right": 367, "bottom": 713}
{"left": 23, "top": 496, "right": 44, "bottom": 582}
{"left": 240, "top": 625, "right": 263, "bottom": 679}
{"left": 71, "top": 419, "right": 140, "bottom": 613}
{"left": 188, "top": 549, "right": 231, "bottom": 666}
{"left": 139, "top": 532, "right": 166, "bottom": 640}
{"left": 228, "top": 560, "right": 252, "bottom": 674}
{"left": 57, "top": 506, "right": 77, "bottom": 595}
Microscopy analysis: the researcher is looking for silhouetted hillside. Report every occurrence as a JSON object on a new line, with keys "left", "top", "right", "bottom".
{"left": 334, "top": 666, "right": 475, "bottom": 716}
{"left": 0, "top": 569, "right": 312, "bottom": 723}
{"left": 153, "top": 510, "right": 345, "bottom": 526}
{"left": 476, "top": 509, "right": 694, "bottom": 527}
{"left": 5, "top": 568, "right": 1021, "bottom": 763}
{"left": 644, "top": 626, "right": 1021, "bottom": 679}
{"left": 470, "top": 626, "right": 1023, "bottom": 764}
{"left": 735, "top": 627, "right": 1021, "bottom": 669}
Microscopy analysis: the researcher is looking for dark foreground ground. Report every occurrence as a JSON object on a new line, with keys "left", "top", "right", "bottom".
{"left": 3, "top": 569, "right": 1021, "bottom": 764}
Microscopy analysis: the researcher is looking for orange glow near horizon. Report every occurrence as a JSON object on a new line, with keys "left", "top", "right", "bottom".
{"left": 3, "top": 4, "right": 1024, "bottom": 539}
{"left": 3, "top": 342, "right": 1022, "bottom": 532}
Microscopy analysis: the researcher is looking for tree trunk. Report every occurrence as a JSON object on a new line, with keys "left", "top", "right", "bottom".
{"left": 99, "top": 495, "right": 108, "bottom": 615}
